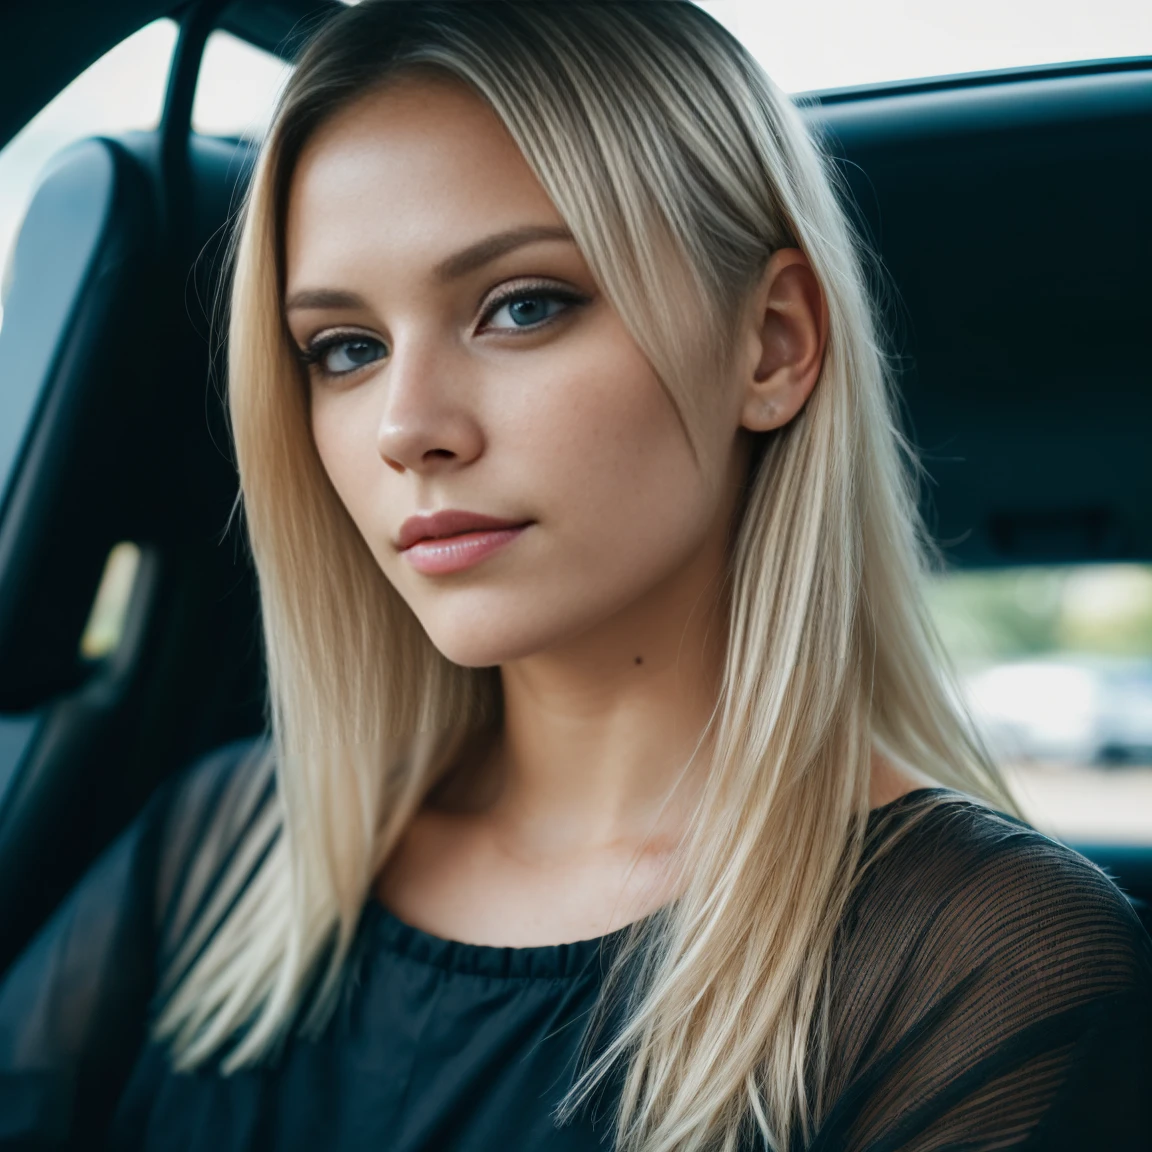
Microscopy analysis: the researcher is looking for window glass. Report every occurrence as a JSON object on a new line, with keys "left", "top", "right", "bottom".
{"left": 698, "top": 0, "right": 1152, "bottom": 92}
{"left": 926, "top": 565, "right": 1152, "bottom": 844}
{"left": 192, "top": 30, "right": 291, "bottom": 140}
{"left": 0, "top": 19, "right": 178, "bottom": 331}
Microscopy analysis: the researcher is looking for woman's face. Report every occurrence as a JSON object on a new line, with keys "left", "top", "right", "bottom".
{"left": 284, "top": 75, "right": 752, "bottom": 667}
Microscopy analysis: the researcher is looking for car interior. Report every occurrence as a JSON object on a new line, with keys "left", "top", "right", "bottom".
{"left": 0, "top": 0, "right": 1149, "bottom": 980}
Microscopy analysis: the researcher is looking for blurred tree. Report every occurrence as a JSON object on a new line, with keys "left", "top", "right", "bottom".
{"left": 924, "top": 565, "right": 1152, "bottom": 668}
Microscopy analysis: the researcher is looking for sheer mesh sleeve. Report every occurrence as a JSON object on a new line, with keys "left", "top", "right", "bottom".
{"left": 810, "top": 796, "right": 1152, "bottom": 1152}
{"left": 0, "top": 738, "right": 266, "bottom": 1149}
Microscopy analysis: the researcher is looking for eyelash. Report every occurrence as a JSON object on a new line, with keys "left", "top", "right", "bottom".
{"left": 296, "top": 330, "right": 383, "bottom": 378}
{"left": 296, "top": 281, "right": 589, "bottom": 380}
{"left": 476, "top": 281, "right": 589, "bottom": 333}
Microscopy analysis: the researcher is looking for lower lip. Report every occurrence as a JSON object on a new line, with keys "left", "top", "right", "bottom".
{"left": 402, "top": 524, "right": 531, "bottom": 575}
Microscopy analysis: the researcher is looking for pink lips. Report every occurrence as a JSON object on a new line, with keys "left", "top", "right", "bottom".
{"left": 396, "top": 510, "right": 532, "bottom": 575}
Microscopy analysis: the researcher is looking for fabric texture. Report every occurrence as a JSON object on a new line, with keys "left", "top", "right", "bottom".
{"left": 0, "top": 737, "right": 1149, "bottom": 1151}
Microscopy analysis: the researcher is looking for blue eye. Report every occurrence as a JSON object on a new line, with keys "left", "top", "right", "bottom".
{"left": 482, "top": 290, "right": 580, "bottom": 331}
{"left": 303, "top": 334, "right": 387, "bottom": 377}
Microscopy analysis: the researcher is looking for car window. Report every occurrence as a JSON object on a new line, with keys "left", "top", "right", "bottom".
{"left": 927, "top": 564, "right": 1152, "bottom": 844}
{"left": 192, "top": 30, "right": 292, "bottom": 140}
{"left": 699, "top": 0, "right": 1152, "bottom": 91}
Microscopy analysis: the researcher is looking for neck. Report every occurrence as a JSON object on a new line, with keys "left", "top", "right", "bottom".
{"left": 468, "top": 531, "right": 730, "bottom": 857}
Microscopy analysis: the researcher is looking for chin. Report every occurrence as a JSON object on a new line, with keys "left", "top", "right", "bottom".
{"left": 413, "top": 596, "right": 589, "bottom": 668}
{"left": 422, "top": 623, "right": 545, "bottom": 669}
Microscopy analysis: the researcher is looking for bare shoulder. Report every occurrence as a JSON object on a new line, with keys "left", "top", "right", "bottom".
{"left": 866, "top": 749, "right": 932, "bottom": 809}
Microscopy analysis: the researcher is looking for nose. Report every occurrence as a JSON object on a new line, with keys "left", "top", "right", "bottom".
{"left": 375, "top": 339, "right": 484, "bottom": 475}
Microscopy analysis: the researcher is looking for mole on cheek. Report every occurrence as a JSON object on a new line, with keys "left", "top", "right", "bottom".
{"left": 634, "top": 656, "right": 643, "bottom": 665}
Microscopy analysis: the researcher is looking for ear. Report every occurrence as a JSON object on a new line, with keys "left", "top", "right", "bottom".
{"left": 738, "top": 248, "right": 829, "bottom": 433}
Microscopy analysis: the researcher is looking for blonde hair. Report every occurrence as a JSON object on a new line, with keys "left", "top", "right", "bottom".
{"left": 156, "top": 3, "right": 1010, "bottom": 1148}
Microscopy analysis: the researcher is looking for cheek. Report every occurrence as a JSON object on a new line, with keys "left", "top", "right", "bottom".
{"left": 310, "top": 388, "right": 390, "bottom": 544}
{"left": 524, "top": 335, "right": 712, "bottom": 554}
{"left": 452, "top": 330, "right": 722, "bottom": 654}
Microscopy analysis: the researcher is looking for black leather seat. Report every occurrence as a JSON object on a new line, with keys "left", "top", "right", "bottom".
{"left": 0, "top": 128, "right": 264, "bottom": 974}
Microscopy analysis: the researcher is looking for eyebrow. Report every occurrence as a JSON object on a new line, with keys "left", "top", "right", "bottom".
{"left": 283, "top": 225, "right": 576, "bottom": 314}
{"left": 284, "top": 288, "right": 367, "bottom": 313}
{"left": 433, "top": 224, "right": 574, "bottom": 282}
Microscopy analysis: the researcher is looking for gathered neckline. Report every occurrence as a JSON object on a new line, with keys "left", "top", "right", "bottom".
{"left": 369, "top": 899, "right": 636, "bottom": 979}
{"left": 369, "top": 786, "right": 955, "bottom": 979}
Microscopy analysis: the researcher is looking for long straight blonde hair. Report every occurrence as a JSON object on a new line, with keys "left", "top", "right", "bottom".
{"left": 156, "top": 3, "right": 1010, "bottom": 1148}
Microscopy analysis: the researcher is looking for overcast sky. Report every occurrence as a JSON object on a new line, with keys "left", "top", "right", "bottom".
{"left": 704, "top": 0, "right": 1152, "bottom": 92}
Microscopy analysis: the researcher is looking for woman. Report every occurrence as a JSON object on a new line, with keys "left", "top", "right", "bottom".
{"left": 0, "top": 2, "right": 1148, "bottom": 1149}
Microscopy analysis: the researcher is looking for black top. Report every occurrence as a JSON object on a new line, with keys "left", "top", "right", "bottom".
{"left": 0, "top": 738, "right": 1150, "bottom": 1151}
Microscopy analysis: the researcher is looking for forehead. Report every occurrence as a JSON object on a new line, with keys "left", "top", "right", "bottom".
{"left": 284, "top": 75, "right": 564, "bottom": 283}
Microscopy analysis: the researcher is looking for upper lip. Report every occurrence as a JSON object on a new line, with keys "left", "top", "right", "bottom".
{"left": 396, "top": 510, "right": 532, "bottom": 551}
